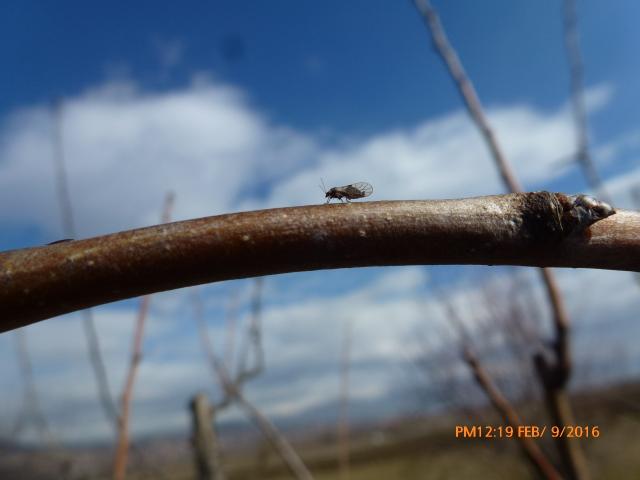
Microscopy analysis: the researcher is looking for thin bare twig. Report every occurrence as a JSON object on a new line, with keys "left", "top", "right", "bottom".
{"left": 236, "top": 278, "right": 265, "bottom": 382}
{"left": 563, "top": 0, "right": 612, "bottom": 204}
{"left": 50, "top": 99, "right": 75, "bottom": 238}
{"left": 440, "top": 286, "right": 560, "bottom": 478}
{"left": 224, "top": 288, "right": 240, "bottom": 377}
{"left": 192, "top": 289, "right": 314, "bottom": 480}
{"left": 412, "top": 0, "right": 521, "bottom": 192}
{"left": 50, "top": 99, "right": 119, "bottom": 430}
{"left": 338, "top": 318, "right": 352, "bottom": 480}
{"left": 1, "top": 193, "right": 636, "bottom": 332}
{"left": 463, "top": 347, "right": 563, "bottom": 480}
{"left": 112, "top": 192, "right": 174, "bottom": 480}
{"left": 11, "top": 329, "right": 55, "bottom": 446}
{"left": 412, "top": 2, "right": 591, "bottom": 478}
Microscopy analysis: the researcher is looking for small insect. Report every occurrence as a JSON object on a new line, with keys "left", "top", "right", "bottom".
{"left": 320, "top": 180, "right": 373, "bottom": 203}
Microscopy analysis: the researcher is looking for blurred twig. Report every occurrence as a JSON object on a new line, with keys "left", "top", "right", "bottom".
{"left": 113, "top": 192, "right": 174, "bottom": 480}
{"left": 50, "top": 99, "right": 75, "bottom": 238}
{"left": 50, "top": 98, "right": 119, "bottom": 430}
{"left": 194, "top": 290, "right": 313, "bottom": 479}
{"left": 413, "top": 1, "right": 590, "bottom": 477}
{"left": 412, "top": 0, "right": 521, "bottom": 192}
{"left": 11, "top": 329, "right": 56, "bottom": 447}
{"left": 193, "top": 287, "right": 314, "bottom": 480}
{"left": 189, "top": 393, "right": 226, "bottom": 480}
{"left": 1, "top": 194, "right": 638, "bottom": 331}
{"left": 563, "top": 0, "right": 612, "bottom": 204}
{"left": 441, "top": 291, "right": 562, "bottom": 479}
{"left": 224, "top": 287, "right": 240, "bottom": 377}
{"left": 236, "top": 278, "right": 265, "bottom": 381}
{"left": 338, "top": 318, "right": 352, "bottom": 480}
{"left": 463, "top": 345, "right": 563, "bottom": 480}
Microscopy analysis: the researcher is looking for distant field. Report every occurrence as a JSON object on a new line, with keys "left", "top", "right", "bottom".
{"left": 3, "top": 382, "right": 640, "bottom": 479}
{"left": 218, "top": 381, "right": 640, "bottom": 480}
{"left": 223, "top": 420, "right": 640, "bottom": 480}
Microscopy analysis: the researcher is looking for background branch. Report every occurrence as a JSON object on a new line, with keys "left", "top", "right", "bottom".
{"left": 338, "top": 318, "right": 352, "bottom": 480}
{"left": 412, "top": 2, "right": 594, "bottom": 477}
{"left": 442, "top": 288, "right": 561, "bottom": 479}
{"left": 192, "top": 288, "right": 314, "bottom": 480}
{"left": 113, "top": 192, "right": 174, "bottom": 480}
{"left": 12, "top": 329, "right": 56, "bottom": 446}
{"left": 50, "top": 98, "right": 119, "bottom": 431}
{"left": 563, "top": 0, "right": 612, "bottom": 204}
{"left": 463, "top": 346, "right": 563, "bottom": 480}
{"left": 236, "top": 278, "right": 265, "bottom": 383}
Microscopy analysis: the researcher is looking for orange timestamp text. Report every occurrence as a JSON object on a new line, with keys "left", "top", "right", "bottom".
{"left": 455, "top": 425, "right": 600, "bottom": 439}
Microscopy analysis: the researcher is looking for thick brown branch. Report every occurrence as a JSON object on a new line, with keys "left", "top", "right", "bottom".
{"left": 1, "top": 193, "right": 638, "bottom": 332}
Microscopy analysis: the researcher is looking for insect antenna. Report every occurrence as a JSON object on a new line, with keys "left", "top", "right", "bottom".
{"left": 319, "top": 178, "right": 327, "bottom": 194}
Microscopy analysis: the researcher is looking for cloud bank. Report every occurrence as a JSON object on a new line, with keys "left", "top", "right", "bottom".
{"left": 1, "top": 78, "right": 639, "bottom": 443}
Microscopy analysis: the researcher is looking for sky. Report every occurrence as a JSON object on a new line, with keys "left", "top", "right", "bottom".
{"left": 1, "top": 1, "right": 640, "bottom": 444}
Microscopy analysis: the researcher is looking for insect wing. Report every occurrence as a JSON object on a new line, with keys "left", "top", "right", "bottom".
{"left": 349, "top": 182, "right": 373, "bottom": 198}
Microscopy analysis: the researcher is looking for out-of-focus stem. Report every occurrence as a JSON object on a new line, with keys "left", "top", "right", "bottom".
{"left": 112, "top": 192, "right": 174, "bottom": 480}
{"left": 563, "top": 0, "right": 612, "bottom": 204}
{"left": 51, "top": 98, "right": 119, "bottom": 430}
{"left": 413, "top": 2, "right": 592, "bottom": 477}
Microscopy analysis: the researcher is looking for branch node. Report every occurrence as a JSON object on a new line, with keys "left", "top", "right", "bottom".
{"left": 557, "top": 193, "right": 616, "bottom": 236}
{"left": 520, "top": 192, "right": 616, "bottom": 244}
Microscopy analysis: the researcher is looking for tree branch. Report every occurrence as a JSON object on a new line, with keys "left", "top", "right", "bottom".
{"left": 563, "top": 0, "right": 611, "bottom": 204}
{"left": 1, "top": 192, "right": 637, "bottom": 332}
{"left": 113, "top": 192, "right": 174, "bottom": 480}
{"left": 51, "top": 98, "right": 120, "bottom": 434}
{"left": 463, "top": 347, "right": 563, "bottom": 480}
{"left": 192, "top": 289, "right": 313, "bottom": 480}
{"left": 413, "top": 0, "right": 522, "bottom": 193}
{"left": 412, "top": 4, "right": 600, "bottom": 476}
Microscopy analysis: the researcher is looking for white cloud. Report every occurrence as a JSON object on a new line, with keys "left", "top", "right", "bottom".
{"left": 583, "top": 83, "right": 614, "bottom": 112}
{"left": 0, "top": 78, "right": 620, "bottom": 242}
{"left": 2, "top": 263, "right": 639, "bottom": 443}
{"left": 3, "top": 78, "right": 640, "bottom": 443}
{"left": 0, "top": 77, "right": 316, "bottom": 238}
{"left": 248, "top": 84, "right": 614, "bottom": 210}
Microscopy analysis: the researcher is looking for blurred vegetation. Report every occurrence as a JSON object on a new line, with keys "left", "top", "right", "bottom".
{"left": 5, "top": 380, "right": 634, "bottom": 480}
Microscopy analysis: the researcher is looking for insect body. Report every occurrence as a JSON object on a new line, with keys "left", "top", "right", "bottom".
{"left": 321, "top": 181, "right": 373, "bottom": 203}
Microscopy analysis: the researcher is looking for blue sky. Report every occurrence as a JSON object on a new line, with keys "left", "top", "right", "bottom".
{"left": 3, "top": 1, "right": 639, "bottom": 134}
{"left": 1, "top": 1, "right": 640, "bottom": 444}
